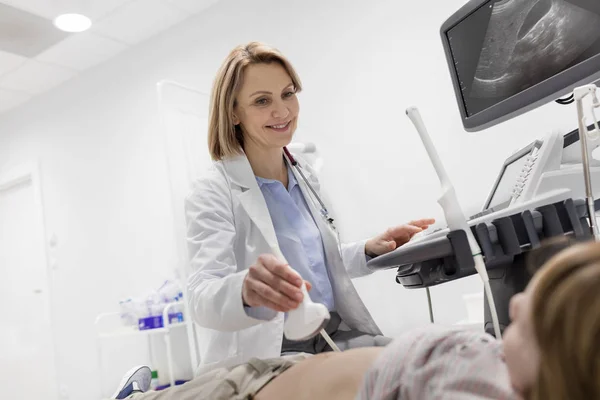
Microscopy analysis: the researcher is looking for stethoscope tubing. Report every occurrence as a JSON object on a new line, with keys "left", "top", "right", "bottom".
{"left": 283, "top": 146, "right": 334, "bottom": 225}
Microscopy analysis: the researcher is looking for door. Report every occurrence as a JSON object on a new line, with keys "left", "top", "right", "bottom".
{"left": 157, "top": 80, "right": 212, "bottom": 373}
{"left": 0, "top": 168, "right": 58, "bottom": 399}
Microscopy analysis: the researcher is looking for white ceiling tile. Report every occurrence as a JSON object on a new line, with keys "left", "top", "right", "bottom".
{"left": 80, "top": 0, "right": 136, "bottom": 21}
{"left": 0, "top": 60, "right": 77, "bottom": 95}
{"left": 0, "top": 88, "right": 32, "bottom": 113}
{"left": 1, "top": 0, "right": 135, "bottom": 21}
{"left": 35, "top": 32, "right": 129, "bottom": 71}
{"left": 162, "top": 0, "right": 221, "bottom": 15}
{"left": 92, "top": 0, "right": 188, "bottom": 45}
{"left": 0, "top": 51, "right": 27, "bottom": 77}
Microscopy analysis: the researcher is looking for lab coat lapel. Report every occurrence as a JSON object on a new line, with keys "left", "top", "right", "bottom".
{"left": 222, "top": 155, "right": 279, "bottom": 250}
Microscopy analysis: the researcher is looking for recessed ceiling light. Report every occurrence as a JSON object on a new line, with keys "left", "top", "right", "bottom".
{"left": 53, "top": 13, "right": 92, "bottom": 33}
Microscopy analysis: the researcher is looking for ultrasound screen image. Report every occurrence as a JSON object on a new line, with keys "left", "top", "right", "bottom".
{"left": 448, "top": 0, "right": 600, "bottom": 117}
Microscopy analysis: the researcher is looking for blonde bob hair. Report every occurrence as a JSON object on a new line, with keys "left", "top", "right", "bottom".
{"left": 526, "top": 239, "right": 600, "bottom": 400}
{"left": 207, "top": 42, "right": 302, "bottom": 161}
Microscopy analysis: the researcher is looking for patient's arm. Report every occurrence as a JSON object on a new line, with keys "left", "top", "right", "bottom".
{"left": 255, "top": 347, "right": 384, "bottom": 400}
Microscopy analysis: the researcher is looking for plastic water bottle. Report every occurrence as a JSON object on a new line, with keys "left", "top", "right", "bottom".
{"left": 146, "top": 292, "right": 164, "bottom": 317}
{"left": 119, "top": 298, "right": 137, "bottom": 327}
{"left": 158, "top": 280, "right": 182, "bottom": 304}
{"left": 150, "top": 370, "right": 159, "bottom": 390}
{"left": 131, "top": 297, "right": 146, "bottom": 319}
{"left": 174, "top": 294, "right": 185, "bottom": 322}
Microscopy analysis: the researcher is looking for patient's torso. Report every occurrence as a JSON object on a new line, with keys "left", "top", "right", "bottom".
{"left": 255, "top": 347, "right": 384, "bottom": 400}
{"left": 256, "top": 326, "right": 518, "bottom": 400}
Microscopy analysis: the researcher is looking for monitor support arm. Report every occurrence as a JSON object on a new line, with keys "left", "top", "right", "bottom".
{"left": 573, "top": 84, "right": 600, "bottom": 240}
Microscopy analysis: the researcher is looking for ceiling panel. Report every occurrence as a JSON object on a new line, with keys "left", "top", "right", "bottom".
{"left": 92, "top": 0, "right": 189, "bottom": 45}
{"left": 36, "top": 32, "right": 129, "bottom": 71}
{"left": 0, "top": 88, "right": 32, "bottom": 113}
{"left": 0, "top": 59, "right": 77, "bottom": 95}
{"left": 0, "top": 2, "right": 70, "bottom": 57}
{"left": 0, "top": 0, "right": 57, "bottom": 19}
{"left": 0, "top": 50, "right": 27, "bottom": 76}
{"left": 0, "top": 0, "right": 223, "bottom": 114}
{"left": 163, "top": 0, "right": 221, "bottom": 14}
{"left": 0, "top": 0, "right": 134, "bottom": 21}
{"left": 74, "top": 0, "right": 136, "bottom": 21}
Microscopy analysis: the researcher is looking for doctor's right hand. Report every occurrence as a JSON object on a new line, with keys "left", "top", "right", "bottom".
{"left": 242, "top": 254, "right": 311, "bottom": 312}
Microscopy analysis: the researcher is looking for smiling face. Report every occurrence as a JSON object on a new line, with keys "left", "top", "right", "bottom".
{"left": 233, "top": 62, "right": 299, "bottom": 152}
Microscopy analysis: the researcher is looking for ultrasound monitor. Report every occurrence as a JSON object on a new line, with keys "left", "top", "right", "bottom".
{"left": 441, "top": 0, "right": 600, "bottom": 132}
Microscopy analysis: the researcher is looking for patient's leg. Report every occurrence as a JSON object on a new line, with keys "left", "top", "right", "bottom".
{"left": 107, "top": 355, "right": 308, "bottom": 400}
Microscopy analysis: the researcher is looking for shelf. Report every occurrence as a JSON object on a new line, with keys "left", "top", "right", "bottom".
{"left": 98, "top": 322, "right": 188, "bottom": 339}
{"left": 95, "top": 292, "right": 199, "bottom": 395}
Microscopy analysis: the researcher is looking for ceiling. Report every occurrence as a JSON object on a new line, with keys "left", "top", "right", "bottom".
{"left": 0, "top": 0, "right": 220, "bottom": 114}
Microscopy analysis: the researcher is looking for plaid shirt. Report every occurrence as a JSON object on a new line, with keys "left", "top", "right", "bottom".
{"left": 356, "top": 325, "right": 519, "bottom": 400}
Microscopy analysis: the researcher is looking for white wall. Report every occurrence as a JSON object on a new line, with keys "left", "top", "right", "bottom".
{"left": 0, "top": 0, "right": 580, "bottom": 398}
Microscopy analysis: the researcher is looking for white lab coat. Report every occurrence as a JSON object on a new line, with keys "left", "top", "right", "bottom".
{"left": 184, "top": 152, "right": 382, "bottom": 375}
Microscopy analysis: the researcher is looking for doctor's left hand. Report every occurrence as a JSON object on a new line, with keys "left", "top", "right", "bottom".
{"left": 365, "top": 218, "right": 435, "bottom": 258}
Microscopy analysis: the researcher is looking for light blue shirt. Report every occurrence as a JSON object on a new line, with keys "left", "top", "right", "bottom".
{"left": 245, "top": 163, "right": 335, "bottom": 319}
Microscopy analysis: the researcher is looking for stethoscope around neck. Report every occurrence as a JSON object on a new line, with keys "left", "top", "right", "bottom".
{"left": 283, "top": 146, "right": 336, "bottom": 228}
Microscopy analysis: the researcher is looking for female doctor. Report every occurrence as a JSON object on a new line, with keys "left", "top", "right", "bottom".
{"left": 184, "top": 42, "right": 434, "bottom": 372}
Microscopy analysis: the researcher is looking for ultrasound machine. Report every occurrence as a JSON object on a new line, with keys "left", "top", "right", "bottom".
{"left": 367, "top": 0, "right": 600, "bottom": 336}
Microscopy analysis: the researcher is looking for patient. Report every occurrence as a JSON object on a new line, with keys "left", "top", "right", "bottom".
{"left": 110, "top": 238, "right": 600, "bottom": 400}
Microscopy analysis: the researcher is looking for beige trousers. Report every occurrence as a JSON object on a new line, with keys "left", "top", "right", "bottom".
{"left": 115, "top": 354, "right": 310, "bottom": 400}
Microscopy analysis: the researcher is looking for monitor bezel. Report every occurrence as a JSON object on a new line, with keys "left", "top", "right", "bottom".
{"left": 440, "top": 0, "right": 600, "bottom": 132}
